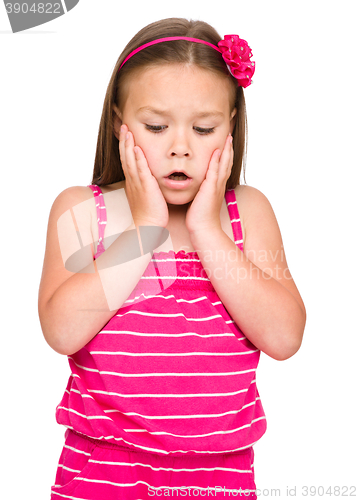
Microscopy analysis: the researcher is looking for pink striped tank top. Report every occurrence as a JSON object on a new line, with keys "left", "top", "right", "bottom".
{"left": 55, "top": 186, "right": 267, "bottom": 456}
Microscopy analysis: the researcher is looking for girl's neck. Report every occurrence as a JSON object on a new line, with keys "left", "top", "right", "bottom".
{"left": 167, "top": 201, "right": 191, "bottom": 218}
{"left": 167, "top": 203, "right": 192, "bottom": 233}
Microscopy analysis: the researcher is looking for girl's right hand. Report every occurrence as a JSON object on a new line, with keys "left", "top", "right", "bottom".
{"left": 119, "top": 124, "right": 169, "bottom": 228}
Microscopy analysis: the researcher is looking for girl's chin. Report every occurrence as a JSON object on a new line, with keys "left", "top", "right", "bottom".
{"left": 160, "top": 184, "right": 193, "bottom": 201}
{"left": 166, "top": 200, "right": 192, "bottom": 210}
{"left": 163, "top": 193, "right": 194, "bottom": 210}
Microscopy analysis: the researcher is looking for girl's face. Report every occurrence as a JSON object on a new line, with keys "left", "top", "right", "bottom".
{"left": 115, "top": 63, "right": 236, "bottom": 207}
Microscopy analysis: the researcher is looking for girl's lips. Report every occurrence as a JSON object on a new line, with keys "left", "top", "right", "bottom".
{"left": 166, "top": 170, "right": 190, "bottom": 178}
{"left": 163, "top": 176, "right": 193, "bottom": 189}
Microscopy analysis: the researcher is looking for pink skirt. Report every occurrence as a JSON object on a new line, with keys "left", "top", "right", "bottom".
{"left": 50, "top": 429, "right": 257, "bottom": 499}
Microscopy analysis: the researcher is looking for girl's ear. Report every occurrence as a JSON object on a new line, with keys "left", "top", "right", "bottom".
{"left": 229, "top": 108, "right": 237, "bottom": 134}
{"left": 112, "top": 105, "right": 123, "bottom": 140}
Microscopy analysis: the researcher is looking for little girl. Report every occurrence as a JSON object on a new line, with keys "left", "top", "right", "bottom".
{"left": 39, "top": 17, "right": 306, "bottom": 500}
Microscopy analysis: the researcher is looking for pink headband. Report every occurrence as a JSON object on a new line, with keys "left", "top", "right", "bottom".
{"left": 119, "top": 35, "right": 255, "bottom": 88}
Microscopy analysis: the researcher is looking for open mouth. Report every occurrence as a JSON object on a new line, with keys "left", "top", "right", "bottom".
{"left": 167, "top": 172, "right": 189, "bottom": 181}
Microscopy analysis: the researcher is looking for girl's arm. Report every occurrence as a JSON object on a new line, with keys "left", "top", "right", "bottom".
{"left": 189, "top": 185, "right": 306, "bottom": 361}
{"left": 38, "top": 186, "right": 164, "bottom": 356}
{"left": 39, "top": 127, "right": 169, "bottom": 356}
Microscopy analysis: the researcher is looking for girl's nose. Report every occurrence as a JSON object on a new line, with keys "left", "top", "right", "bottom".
{"left": 170, "top": 150, "right": 190, "bottom": 157}
{"left": 168, "top": 131, "right": 192, "bottom": 158}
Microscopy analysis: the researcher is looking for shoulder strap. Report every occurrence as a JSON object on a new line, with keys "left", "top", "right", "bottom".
{"left": 224, "top": 189, "right": 244, "bottom": 252}
{"left": 87, "top": 185, "right": 107, "bottom": 259}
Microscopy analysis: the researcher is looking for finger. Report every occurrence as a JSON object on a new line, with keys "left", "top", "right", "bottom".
{"left": 226, "top": 135, "right": 234, "bottom": 177}
{"left": 119, "top": 124, "right": 129, "bottom": 175}
{"left": 219, "top": 135, "right": 233, "bottom": 165}
{"left": 122, "top": 129, "right": 141, "bottom": 182}
{"left": 124, "top": 130, "right": 136, "bottom": 168}
{"left": 218, "top": 135, "right": 233, "bottom": 181}
{"left": 133, "top": 146, "right": 151, "bottom": 177}
{"left": 207, "top": 149, "right": 221, "bottom": 180}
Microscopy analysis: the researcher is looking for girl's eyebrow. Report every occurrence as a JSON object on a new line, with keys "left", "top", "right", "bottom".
{"left": 136, "top": 106, "right": 169, "bottom": 116}
{"left": 136, "top": 106, "right": 224, "bottom": 119}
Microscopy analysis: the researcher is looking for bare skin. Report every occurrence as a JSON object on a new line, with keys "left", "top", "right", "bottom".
{"left": 38, "top": 63, "right": 306, "bottom": 359}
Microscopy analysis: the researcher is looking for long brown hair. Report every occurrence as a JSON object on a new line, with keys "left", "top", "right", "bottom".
{"left": 91, "top": 18, "right": 248, "bottom": 189}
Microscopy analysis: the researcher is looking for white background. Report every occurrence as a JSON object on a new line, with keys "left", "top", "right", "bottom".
{"left": 1, "top": 1, "right": 357, "bottom": 498}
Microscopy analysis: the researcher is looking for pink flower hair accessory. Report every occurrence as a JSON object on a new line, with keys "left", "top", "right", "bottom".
{"left": 218, "top": 35, "right": 255, "bottom": 88}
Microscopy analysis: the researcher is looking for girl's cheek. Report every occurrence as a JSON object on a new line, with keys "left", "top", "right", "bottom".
{"left": 137, "top": 145, "right": 157, "bottom": 172}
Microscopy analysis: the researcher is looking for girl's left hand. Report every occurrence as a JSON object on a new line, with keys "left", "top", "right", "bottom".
{"left": 185, "top": 134, "right": 233, "bottom": 235}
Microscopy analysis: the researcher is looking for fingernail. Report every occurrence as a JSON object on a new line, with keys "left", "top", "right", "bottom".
{"left": 125, "top": 133, "right": 130, "bottom": 141}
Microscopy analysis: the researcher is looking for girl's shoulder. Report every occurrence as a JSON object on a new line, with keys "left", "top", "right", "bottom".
{"left": 234, "top": 183, "right": 273, "bottom": 214}
{"left": 49, "top": 181, "right": 125, "bottom": 219}
{"left": 49, "top": 185, "right": 96, "bottom": 217}
{"left": 233, "top": 183, "right": 306, "bottom": 320}
{"left": 233, "top": 184, "right": 277, "bottom": 248}
{"left": 49, "top": 181, "right": 129, "bottom": 234}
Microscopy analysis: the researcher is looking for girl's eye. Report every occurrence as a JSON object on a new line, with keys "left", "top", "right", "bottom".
{"left": 145, "top": 124, "right": 167, "bottom": 133}
{"left": 194, "top": 127, "right": 215, "bottom": 135}
{"left": 145, "top": 125, "right": 215, "bottom": 135}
